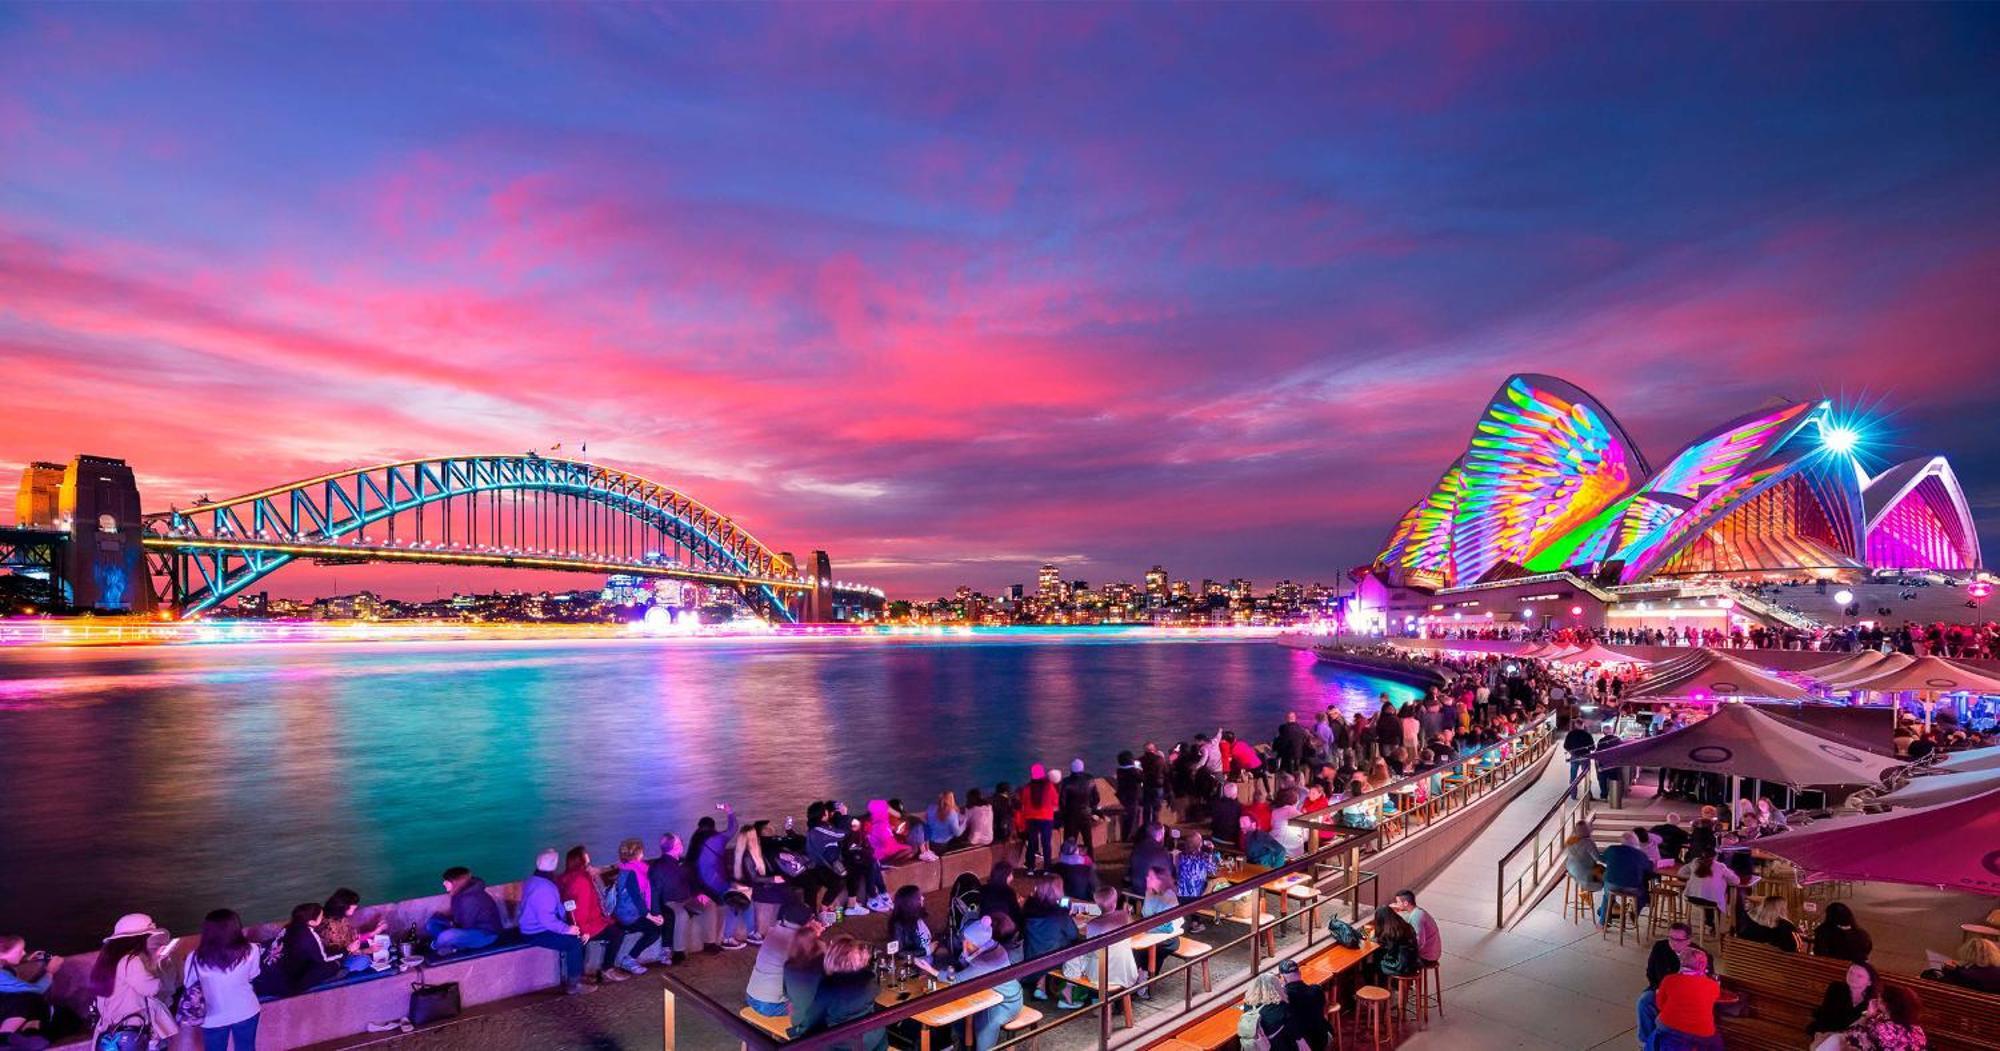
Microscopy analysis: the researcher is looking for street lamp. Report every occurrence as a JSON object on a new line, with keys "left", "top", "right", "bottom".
{"left": 1833, "top": 590, "right": 1854, "bottom": 607}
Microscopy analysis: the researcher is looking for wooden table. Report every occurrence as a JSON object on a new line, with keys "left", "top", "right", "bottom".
{"left": 876, "top": 978, "right": 1004, "bottom": 1051}
{"left": 1298, "top": 939, "right": 1379, "bottom": 986}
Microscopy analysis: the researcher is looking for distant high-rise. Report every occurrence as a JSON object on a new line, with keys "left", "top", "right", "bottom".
{"left": 1037, "top": 563, "right": 1063, "bottom": 598}
{"left": 1144, "top": 565, "right": 1168, "bottom": 605}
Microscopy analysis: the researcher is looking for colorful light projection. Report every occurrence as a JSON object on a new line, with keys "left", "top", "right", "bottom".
{"left": 1375, "top": 375, "right": 1646, "bottom": 586}
{"left": 1375, "top": 383, "right": 1973, "bottom": 587}
{"left": 1862, "top": 457, "right": 1983, "bottom": 570}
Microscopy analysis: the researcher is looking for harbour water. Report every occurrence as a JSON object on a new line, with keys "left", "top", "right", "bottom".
{"left": 0, "top": 632, "right": 1419, "bottom": 949}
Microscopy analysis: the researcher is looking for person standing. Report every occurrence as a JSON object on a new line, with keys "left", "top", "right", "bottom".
{"left": 89, "top": 914, "right": 177, "bottom": 1050}
{"left": 1114, "top": 751, "right": 1144, "bottom": 842}
{"left": 183, "top": 909, "right": 262, "bottom": 1051}
{"left": 1059, "top": 759, "right": 1100, "bottom": 852}
{"left": 1019, "top": 766, "right": 1059, "bottom": 872}
{"left": 520, "top": 848, "right": 592, "bottom": 996}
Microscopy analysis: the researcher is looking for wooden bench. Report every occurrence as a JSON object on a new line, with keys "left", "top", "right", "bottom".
{"left": 1056, "top": 971, "right": 1136, "bottom": 1027}
{"left": 737, "top": 1005, "right": 791, "bottom": 1048}
{"left": 1716, "top": 936, "right": 2000, "bottom": 1051}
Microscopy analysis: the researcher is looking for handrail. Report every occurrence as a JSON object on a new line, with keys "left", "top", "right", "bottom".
{"left": 1493, "top": 762, "right": 1590, "bottom": 928}
{"left": 663, "top": 711, "right": 1560, "bottom": 1050}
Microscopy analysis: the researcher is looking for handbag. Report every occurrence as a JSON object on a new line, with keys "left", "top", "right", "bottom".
{"left": 93, "top": 1011, "right": 152, "bottom": 1051}
{"left": 408, "top": 976, "right": 461, "bottom": 1027}
{"left": 1326, "top": 918, "right": 1363, "bottom": 949}
{"left": 172, "top": 966, "right": 208, "bottom": 1027}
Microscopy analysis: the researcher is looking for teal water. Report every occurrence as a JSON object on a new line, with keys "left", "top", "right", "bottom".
{"left": 0, "top": 634, "right": 1418, "bottom": 949}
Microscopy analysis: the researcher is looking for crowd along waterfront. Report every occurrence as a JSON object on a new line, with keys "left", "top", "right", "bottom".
{"left": 0, "top": 631, "right": 1420, "bottom": 951}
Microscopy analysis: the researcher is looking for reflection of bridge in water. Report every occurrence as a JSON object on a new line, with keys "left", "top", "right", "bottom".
{"left": 9, "top": 453, "right": 878, "bottom": 621}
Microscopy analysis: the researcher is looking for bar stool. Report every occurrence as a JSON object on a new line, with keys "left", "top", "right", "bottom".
{"left": 1354, "top": 985, "right": 1393, "bottom": 1051}
{"left": 1323, "top": 997, "right": 1346, "bottom": 1051}
{"left": 1602, "top": 889, "right": 1642, "bottom": 945}
{"left": 1389, "top": 971, "right": 1428, "bottom": 1031}
{"left": 1565, "top": 879, "right": 1598, "bottom": 925}
{"left": 1649, "top": 885, "right": 1687, "bottom": 938}
{"left": 1002, "top": 1005, "right": 1044, "bottom": 1049}
{"left": 1420, "top": 957, "right": 1444, "bottom": 1019}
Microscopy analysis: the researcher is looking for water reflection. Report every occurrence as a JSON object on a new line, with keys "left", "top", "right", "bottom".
{"left": 0, "top": 636, "right": 1419, "bottom": 948}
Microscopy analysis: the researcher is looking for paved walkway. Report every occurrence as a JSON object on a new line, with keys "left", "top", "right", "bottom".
{"left": 1397, "top": 758, "right": 1650, "bottom": 1051}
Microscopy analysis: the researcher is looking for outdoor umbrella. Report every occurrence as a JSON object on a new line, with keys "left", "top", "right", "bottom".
{"left": 1841, "top": 655, "right": 2000, "bottom": 731}
{"left": 1590, "top": 702, "right": 1905, "bottom": 787}
{"left": 1749, "top": 785, "right": 2000, "bottom": 895}
{"left": 1553, "top": 642, "right": 1652, "bottom": 665}
{"left": 1873, "top": 766, "right": 2000, "bottom": 809}
{"left": 1625, "top": 649, "right": 1811, "bottom": 701}
{"left": 1821, "top": 652, "right": 1914, "bottom": 688}
{"left": 1841, "top": 655, "right": 2000, "bottom": 695}
{"left": 1803, "top": 650, "right": 1888, "bottom": 685}
{"left": 1934, "top": 745, "right": 2000, "bottom": 775}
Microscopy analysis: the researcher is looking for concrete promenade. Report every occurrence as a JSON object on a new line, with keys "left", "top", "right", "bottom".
{"left": 1398, "top": 757, "right": 1649, "bottom": 1051}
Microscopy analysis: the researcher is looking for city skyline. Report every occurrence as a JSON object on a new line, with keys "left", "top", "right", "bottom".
{"left": 4, "top": 5, "right": 1998, "bottom": 600}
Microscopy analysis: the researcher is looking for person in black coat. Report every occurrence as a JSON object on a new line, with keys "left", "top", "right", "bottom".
{"left": 1126, "top": 823, "right": 1173, "bottom": 896}
{"left": 265, "top": 903, "right": 344, "bottom": 997}
{"left": 1806, "top": 962, "right": 1875, "bottom": 1040}
{"left": 1114, "top": 752, "right": 1144, "bottom": 841}
{"left": 1209, "top": 784, "right": 1245, "bottom": 847}
{"left": 1811, "top": 903, "right": 1873, "bottom": 963}
{"left": 1646, "top": 924, "right": 1694, "bottom": 989}
{"left": 1019, "top": 876, "right": 1081, "bottom": 1007}
{"left": 979, "top": 860, "right": 1023, "bottom": 929}
{"left": 1277, "top": 958, "right": 1331, "bottom": 1051}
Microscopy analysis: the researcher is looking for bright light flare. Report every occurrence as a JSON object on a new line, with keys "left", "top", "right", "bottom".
{"left": 1821, "top": 425, "right": 1860, "bottom": 455}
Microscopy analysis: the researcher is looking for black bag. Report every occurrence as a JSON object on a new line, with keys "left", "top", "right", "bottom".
{"left": 408, "top": 978, "right": 461, "bottom": 1027}
{"left": 92, "top": 1013, "right": 151, "bottom": 1051}
{"left": 1326, "top": 918, "right": 1362, "bottom": 949}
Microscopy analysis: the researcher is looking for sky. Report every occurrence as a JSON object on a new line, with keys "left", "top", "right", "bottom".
{"left": 2, "top": 3, "right": 1997, "bottom": 600}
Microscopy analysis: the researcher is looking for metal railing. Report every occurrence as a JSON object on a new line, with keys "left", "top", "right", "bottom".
{"left": 1493, "top": 763, "right": 1591, "bottom": 928}
{"left": 662, "top": 712, "right": 1559, "bottom": 1050}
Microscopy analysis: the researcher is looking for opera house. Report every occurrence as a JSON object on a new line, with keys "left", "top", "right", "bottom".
{"left": 1352, "top": 374, "right": 1984, "bottom": 633}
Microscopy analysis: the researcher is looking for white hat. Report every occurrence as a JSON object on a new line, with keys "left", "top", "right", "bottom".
{"left": 1048, "top": 770, "right": 1063, "bottom": 784}
{"left": 1070, "top": 759, "right": 1086, "bottom": 773}
{"left": 962, "top": 916, "right": 994, "bottom": 948}
{"left": 105, "top": 913, "right": 166, "bottom": 943}
{"left": 535, "top": 847, "right": 560, "bottom": 872}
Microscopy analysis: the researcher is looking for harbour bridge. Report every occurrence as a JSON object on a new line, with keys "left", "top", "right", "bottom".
{"left": 8, "top": 454, "right": 876, "bottom": 621}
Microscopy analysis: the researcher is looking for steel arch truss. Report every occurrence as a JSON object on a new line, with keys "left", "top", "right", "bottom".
{"left": 142, "top": 456, "right": 800, "bottom": 618}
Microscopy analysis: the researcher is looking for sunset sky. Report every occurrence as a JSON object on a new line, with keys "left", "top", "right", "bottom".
{"left": 2, "top": 4, "right": 1996, "bottom": 599}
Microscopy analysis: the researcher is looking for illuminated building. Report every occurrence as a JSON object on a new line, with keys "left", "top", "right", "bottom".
{"left": 1037, "top": 563, "right": 1064, "bottom": 599}
{"left": 1373, "top": 375, "right": 1979, "bottom": 587}
{"left": 15, "top": 462, "right": 64, "bottom": 528}
{"left": 1144, "top": 565, "right": 1168, "bottom": 603}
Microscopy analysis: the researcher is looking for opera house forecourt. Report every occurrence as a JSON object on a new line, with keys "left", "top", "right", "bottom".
{"left": 1350, "top": 374, "right": 1985, "bottom": 636}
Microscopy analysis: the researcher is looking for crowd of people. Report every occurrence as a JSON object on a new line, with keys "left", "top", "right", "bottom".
{"left": 0, "top": 648, "right": 1563, "bottom": 1051}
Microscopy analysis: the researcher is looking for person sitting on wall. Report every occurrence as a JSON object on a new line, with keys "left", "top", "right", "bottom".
{"left": 425, "top": 866, "right": 504, "bottom": 955}
{"left": 0, "top": 934, "right": 60, "bottom": 1050}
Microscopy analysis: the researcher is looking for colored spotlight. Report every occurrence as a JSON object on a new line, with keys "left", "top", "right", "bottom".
{"left": 1821, "top": 425, "right": 1860, "bottom": 455}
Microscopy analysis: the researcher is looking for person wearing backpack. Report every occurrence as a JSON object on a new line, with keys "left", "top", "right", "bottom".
{"left": 181, "top": 910, "right": 261, "bottom": 1050}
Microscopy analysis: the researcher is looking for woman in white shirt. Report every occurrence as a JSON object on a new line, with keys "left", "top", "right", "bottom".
{"left": 1677, "top": 853, "right": 1741, "bottom": 934}
{"left": 963, "top": 789, "right": 995, "bottom": 847}
{"left": 184, "top": 909, "right": 262, "bottom": 1049}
